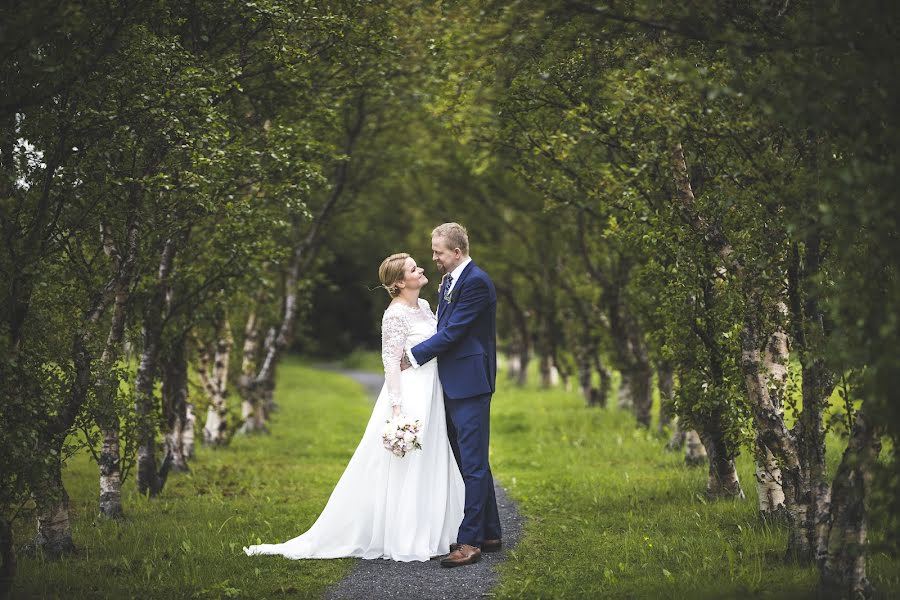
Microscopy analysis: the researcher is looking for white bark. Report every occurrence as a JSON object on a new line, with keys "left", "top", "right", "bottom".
{"left": 818, "top": 405, "right": 881, "bottom": 598}
{"left": 238, "top": 309, "right": 267, "bottom": 434}
{"left": 755, "top": 321, "right": 789, "bottom": 514}
{"left": 135, "top": 238, "right": 177, "bottom": 496}
{"left": 96, "top": 213, "right": 139, "bottom": 519}
{"left": 182, "top": 403, "right": 196, "bottom": 459}
{"left": 684, "top": 429, "right": 707, "bottom": 466}
{"left": 35, "top": 499, "right": 74, "bottom": 558}
{"left": 666, "top": 416, "right": 686, "bottom": 451}
{"left": 755, "top": 445, "right": 786, "bottom": 513}
{"left": 98, "top": 426, "right": 123, "bottom": 519}
{"left": 507, "top": 354, "right": 521, "bottom": 381}
{"left": 199, "top": 318, "right": 233, "bottom": 445}
{"left": 204, "top": 405, "right": 225, "bottom": 444}
{"left": 617, "top": 377, "right": 634, "bottom": 410}
{"left": 33, "top": 464, "right": 75, "bottom": 558}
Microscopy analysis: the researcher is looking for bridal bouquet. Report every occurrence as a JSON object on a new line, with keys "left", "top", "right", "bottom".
{"left": 382, "top": 414, "right": 423, "bottom": 458}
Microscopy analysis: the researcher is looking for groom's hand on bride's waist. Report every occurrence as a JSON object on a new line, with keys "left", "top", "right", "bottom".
{"left": 400, "top": 352, "right": 411, "bottom": 371}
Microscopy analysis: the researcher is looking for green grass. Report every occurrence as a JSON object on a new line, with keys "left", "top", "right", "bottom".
{"left": 336, "top": 347, "right": 384, "bottom": 373}
{"left": 12, "top": 357, "right": 373, "bottom": 599}
{"left": 488, "top": 377, "right": 900, "bottom": 599}
{"left": 12, "top": 353, "right": 897, "bottom": 599}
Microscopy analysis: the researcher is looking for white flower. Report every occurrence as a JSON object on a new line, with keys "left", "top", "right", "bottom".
{"left": 382, "top": 414, "right": 422, "bottom": 458}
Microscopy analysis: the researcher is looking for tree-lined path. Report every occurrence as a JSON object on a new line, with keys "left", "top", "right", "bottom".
{"left": 4, "top": 2, "right": 900, "bottom": 599}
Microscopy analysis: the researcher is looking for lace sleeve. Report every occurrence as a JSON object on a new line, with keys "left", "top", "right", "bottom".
{"left": 381, "top": 308, "right": 407, "bottom": 407}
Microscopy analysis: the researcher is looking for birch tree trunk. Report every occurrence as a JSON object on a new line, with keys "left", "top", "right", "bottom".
{"left": 498, "top": 285, "right": 530, "bottom": 387}
{"left": 199, "top": 316, "right": 233, "bottom": 445}
{"left": 619, "top": 366, "right": 653, "bottom": 428}
{"left": 98, "top": 424, "right": 124, "bottom": 519}
{"left": 96, "top": 213, "right": 140, "bottom": 520}
{"left": 32, "top": 459, "right": 76, "bottom": 559}
{"left": 135, "top": 238, "right": 177, "bottom": 496}
{"left": 700, "top": 426, "right": 745, "bottom": 499}
{"left": 666, "top": 416, "right": 686, "bottom": 450}
{"left": 559, "top": 274, "right": 607, "bottom": 406}
{"left": 683, "top": 428, "right": 707, "bottom": 465}
{"left": 237, "top": 309, "right": 267, "bottom": 434}
{"left": 539, "top": 354, "right": 553, "bottom": 388}
{"left": 182, "top": 402, "right": 196, "bottom": 459}
{"left": 616, "top": 376, "right": 634, "bottom": 410}
{"left": 31, "top": 248, "right": 120, "bottom": 553}
{"left": 755, "top": 323, "right": 789, "bottom": 516}
{"left": 755, "top": 445, "right": 786, "bottom": 515}
{"left": 162, "top": 334, "right": 190, "bottom": 472}
{"left": 550, "top": 363, "right": 561, "bottom": 387}
{"left": 608, "top": 293, "right": 652, "bottom": 426}
{"left": 606, "top": 276, "right": 652, "bottom": 427}
{"left": 657, "top": 363, "right": 675, "bottom": 435}
{"left": 669, "top": 142, "right": 742, "bottom": 497}
{"left": 506, "top": 353, "right": 522, "bottom": 382}
{"left": 817, "top": 404, "right": 882, "bottom": 599}
{"left": 514, "top": 346, "right": 530, "bottom": 386}
{"left": 595, "top": 356, "right": 612, "bottom": 408}
{"left": 577, "top": 349, "right": 603, "bottom": 407}
{"left": 785, "top": 238, "right": 835, "bottom": 562}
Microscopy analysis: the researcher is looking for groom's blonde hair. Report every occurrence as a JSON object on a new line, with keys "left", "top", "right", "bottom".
{"left": 432, "top": 222, "right": 469, "bottom": 255}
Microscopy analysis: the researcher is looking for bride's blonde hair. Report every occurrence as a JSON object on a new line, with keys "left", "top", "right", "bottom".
{"left": 378, "top": 253, "right": 410, "bottom": 298}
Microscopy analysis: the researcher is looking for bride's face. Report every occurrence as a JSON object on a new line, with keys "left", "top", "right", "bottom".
{"left": 399, "top": 257, "right": 428, "bottom": 291}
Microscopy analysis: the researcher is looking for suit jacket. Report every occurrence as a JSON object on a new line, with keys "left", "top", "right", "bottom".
{"left": 410, "top": 260, "right": 497, "bottom": 400}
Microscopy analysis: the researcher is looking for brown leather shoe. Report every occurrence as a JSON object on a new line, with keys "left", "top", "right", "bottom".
{"left": 449, "top": 539, "right": 502, "bottom": 553}
{"left": 440, "top": 544, "right": 481, "bottom": 568}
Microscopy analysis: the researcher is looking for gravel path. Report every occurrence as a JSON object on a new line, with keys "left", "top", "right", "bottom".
{"left": 321, "top": 366, "right": 524, "bottom": 600}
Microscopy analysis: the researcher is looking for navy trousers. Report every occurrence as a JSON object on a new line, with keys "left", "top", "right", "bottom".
{"left": 445, "top": 392, "right": 502, "bottom": 547}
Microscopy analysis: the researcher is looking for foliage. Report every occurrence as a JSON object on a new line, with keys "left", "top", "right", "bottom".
{"left": 2, "top": 0, "right": 899, "bottom": 594}
{"left": 11, "top": 359, "right": 370, "bottom": 598}
{"left": 490, "top": 375, "right": 900, "bottom": 599}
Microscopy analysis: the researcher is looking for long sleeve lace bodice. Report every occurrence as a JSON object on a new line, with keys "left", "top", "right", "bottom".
{"left": 381, "top": 298, "right": 436, "bottom": 407}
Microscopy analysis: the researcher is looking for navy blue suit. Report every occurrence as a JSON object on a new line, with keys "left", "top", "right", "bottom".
{"left": 410, "top": 260, "right": 502, "bottom": 548}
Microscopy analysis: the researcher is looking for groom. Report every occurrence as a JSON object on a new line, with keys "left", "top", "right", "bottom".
{"left": 403, "top": 222, "right": 502, "bottom": 568}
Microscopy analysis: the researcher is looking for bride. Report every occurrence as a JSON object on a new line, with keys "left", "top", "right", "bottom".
{"left": 243, "top": 253, "right": 464, "bottom": 561}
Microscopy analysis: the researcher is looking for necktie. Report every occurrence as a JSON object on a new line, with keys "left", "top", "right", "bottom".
{"left": 439, "top": 274, "right": 453, "bottom": 319}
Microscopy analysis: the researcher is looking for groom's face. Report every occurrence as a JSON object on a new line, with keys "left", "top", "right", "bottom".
{"left": 431, "top": 235, "right": 462, "bottom": 276}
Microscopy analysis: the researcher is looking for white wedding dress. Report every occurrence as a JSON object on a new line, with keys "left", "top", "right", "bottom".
{"left": 243, "top": 298, "right": 464, "bottom": 562}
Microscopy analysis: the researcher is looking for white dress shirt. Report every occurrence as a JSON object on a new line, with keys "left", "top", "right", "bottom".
{"left": 445, "top": 256, "right": 472, "bottom": 297}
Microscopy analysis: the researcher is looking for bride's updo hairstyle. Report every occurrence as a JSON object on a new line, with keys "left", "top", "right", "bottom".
{"left": 378, "top": 253, "right": 410, "bottom": 298}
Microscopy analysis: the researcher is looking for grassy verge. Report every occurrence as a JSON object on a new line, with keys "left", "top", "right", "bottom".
{"left": 489, "top": 379, "right": 900, "bottom": 599}
{"left": 12, "top": 357, "right": 373, "bottom": 599}
{"left": 336, "top": 348, "right": 384, "bottom": 373}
